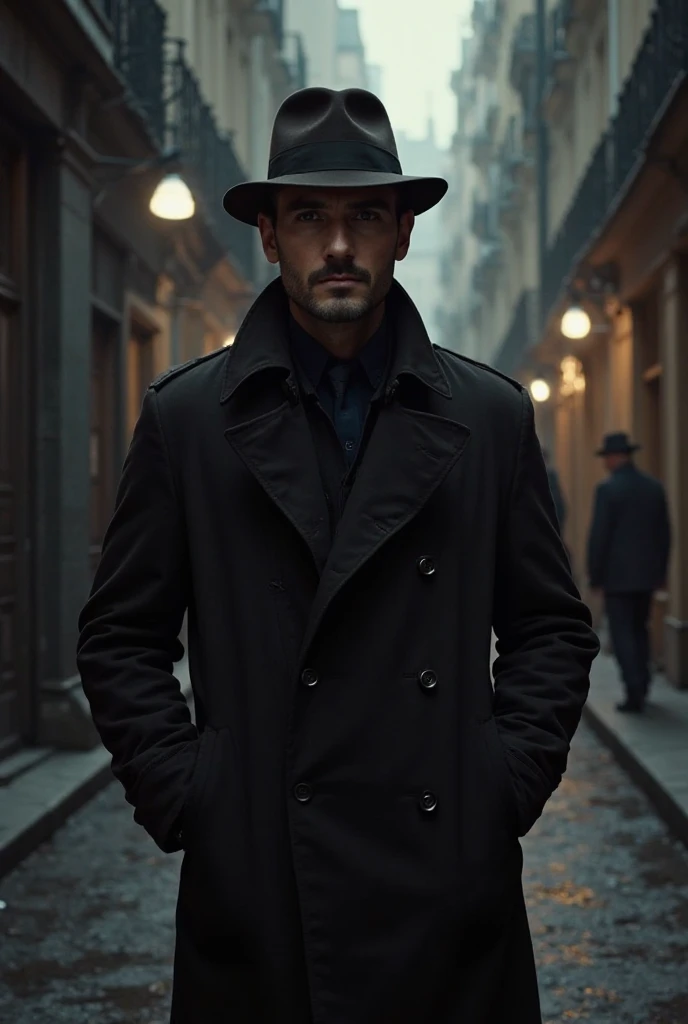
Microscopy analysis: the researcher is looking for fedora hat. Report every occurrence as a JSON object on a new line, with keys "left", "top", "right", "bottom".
{"left": 595, "top": 431, "right": 641, "bottom": 456}
{"left": 223, "top": 87, "right": 448, "bottom": 226}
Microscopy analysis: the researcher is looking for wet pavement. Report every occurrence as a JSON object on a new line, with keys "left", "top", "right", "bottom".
{"left": 0, "top": 722, "right": 687, "bottom": 1023}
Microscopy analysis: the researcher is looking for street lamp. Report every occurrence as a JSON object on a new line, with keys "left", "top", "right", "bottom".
{"left": 149, "top": 174, "right": 195, "bottom": 220}
{"left": 561, "top": 304, "right": 592, "bottom": 340}
{"left": 92, "top": 147, "right": 195, "bottom": 219}
{"left": 530, "top": 378, "right": 551, "bottom": 403}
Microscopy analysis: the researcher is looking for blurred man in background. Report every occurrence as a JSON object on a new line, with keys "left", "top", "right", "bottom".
{"left": 587, "top": 432, "right": 671, "bottom": 713}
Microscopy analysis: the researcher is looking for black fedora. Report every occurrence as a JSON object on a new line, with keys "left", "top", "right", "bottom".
{"left": 595, "top": 431, "right": 640, "bottom": 456}
{"left": 223, "top": 87, "right": 448, "bottom": 226}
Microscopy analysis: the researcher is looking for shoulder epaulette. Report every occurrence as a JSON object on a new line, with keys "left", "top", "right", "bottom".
{"left": 432, "top": 345, "right": 524, "bottom": 392}
{"left": 149, "top": 346, "right": 228, "bottom": 391}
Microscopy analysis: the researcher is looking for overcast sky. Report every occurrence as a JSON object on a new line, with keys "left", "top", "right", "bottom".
{"left": 340, "top": 0, "right": 473, "bottom": 150}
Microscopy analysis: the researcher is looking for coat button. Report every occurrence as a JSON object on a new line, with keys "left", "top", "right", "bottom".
{"left": 301, "top": 668, "right": 319, "bottom": 687}
{"left": 419, "top": 790, "right": 438, "bottom": 813}
{"left": 294, "top": 783, "right": 313, "bottom": 803}
{"left": 417, "top": 556, "right": 436, "bottom": 576}
{"left": 418, "top": 669, "right": 438, "bottom": 690}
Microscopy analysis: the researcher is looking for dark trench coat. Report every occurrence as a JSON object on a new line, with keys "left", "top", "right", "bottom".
{"left": 77, "top": 279, "right": 599, "bottom": 1024}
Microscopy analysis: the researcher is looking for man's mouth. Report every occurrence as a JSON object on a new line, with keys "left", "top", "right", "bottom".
{"left": 319, "top": 274, "right": 362, "bottom": 284}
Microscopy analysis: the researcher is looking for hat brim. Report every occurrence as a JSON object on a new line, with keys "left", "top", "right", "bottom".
{"left": 595, "top": 444, "right": 640, "bottom": 455}
{"left": 222, "top": 171, "right": 448, "bottom": 225}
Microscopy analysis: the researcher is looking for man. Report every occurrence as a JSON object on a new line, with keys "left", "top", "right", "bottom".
{"left": 77, "top": 88, "right": 599, "bottom": 1024}
{"left": 588, "top": 431, "right": 670, "bottom": 713}
{"left": 542, "top": 445, "right": 566, "bottom": 532}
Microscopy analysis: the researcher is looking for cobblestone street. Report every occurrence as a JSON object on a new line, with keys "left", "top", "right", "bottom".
{"left": 1, "top": 722, "right": 687, "bottom": 1024}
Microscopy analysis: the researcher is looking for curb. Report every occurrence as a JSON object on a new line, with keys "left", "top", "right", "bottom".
{"left": 0, "top": 660, "right": 193, "bottom": 880}
{"left": 0, "top": 750, "right": 113, "bottom": 879}
{"left": 582, "top": 702, "right": 688, "bottom": 850}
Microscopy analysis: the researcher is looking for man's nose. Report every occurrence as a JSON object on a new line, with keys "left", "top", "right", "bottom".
{"left": 324, "top": 222, "right": 354, "bottom": 260}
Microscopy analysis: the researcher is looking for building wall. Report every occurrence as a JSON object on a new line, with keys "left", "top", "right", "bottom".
{"left": 444, "top": 1, "right": 688, "bottom": 688}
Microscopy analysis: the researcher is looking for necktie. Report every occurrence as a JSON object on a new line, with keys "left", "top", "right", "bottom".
{"left": 327, "top": 361, "right": 358, "bottom": 466}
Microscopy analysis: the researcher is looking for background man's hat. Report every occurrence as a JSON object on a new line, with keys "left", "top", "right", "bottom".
{"left": 595, "top": 431, "right": 641, "bottom": 456}
{"left": 223, "top": 87, "right": 448, "bottom": 226}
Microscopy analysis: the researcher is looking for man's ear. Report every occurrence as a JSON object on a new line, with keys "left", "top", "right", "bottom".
{"left": 396, "top": 210, "right": 415, "bottom": 262}
{"left": 257, "top": 212, "right": 280, "bottom": 266}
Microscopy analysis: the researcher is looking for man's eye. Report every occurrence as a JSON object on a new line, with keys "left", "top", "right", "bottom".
{"left": 297, "top": 211, "right": 321, "bottom": 222}
{"left": 357, "top": 210, "right": 380, "bottom": 221}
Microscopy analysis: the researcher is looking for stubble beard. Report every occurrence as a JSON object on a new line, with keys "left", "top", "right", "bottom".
{"left": 278, "top": 249, "right": 395, "bottom": 325}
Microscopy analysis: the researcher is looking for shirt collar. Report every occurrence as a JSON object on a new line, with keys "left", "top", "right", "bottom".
{"left": 288, "top": 314, "right": 389, "bottom": 393}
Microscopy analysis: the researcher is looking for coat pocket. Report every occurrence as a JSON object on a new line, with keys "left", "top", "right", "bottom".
{"left": 180, "top": 726, "right": 218, "bottom": 844}
{"left": 480, "top": 716, "right": 520, "bottom": 838}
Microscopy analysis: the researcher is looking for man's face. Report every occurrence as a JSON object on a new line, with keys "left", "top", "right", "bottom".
{"left": 257, "top": 186, "right": 414, "bottom": 324}
{"left": 603, "top": 453, "right": 626, "bottom": 473}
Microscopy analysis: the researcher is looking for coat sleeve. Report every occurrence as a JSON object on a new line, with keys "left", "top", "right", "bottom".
{"left": 547, "top": 469, "right": 566, "bottom": 531}
{"left": 586, "top": 482, "right": 614, "bottom": 587}
{"left": 77, "top": 388, "right": 198, "bottom": 853}
{"left": 492, "top": 391, "right": 599, "bottom": 837}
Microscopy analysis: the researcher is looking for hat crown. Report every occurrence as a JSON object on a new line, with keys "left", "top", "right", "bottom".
{"left": 269, "top": 87, "right": 400, "bottom": 165}
{"left": 598, "top": 431, "right": 639, "bottom": 454}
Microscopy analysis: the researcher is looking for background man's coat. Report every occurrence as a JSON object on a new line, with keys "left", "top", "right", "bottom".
{"left": 77, "top": 281, "right": 599, "bottom": 1024}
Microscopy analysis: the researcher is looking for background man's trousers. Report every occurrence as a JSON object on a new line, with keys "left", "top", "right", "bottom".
{"left": 604, "top": 591, "right": 653, "bottom": 705}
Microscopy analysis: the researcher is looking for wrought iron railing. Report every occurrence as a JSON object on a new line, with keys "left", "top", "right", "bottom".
{"left": 164, "top": 40, "right": 254, "bottom": 282}
{"left": 541, "top": 133, "right": 609, "bottom": 325}
{"left": 111, "top": 0, "right": 167, "bottom": 145}
{"left": 540, "top": 0, "right": 688, "bottom": 331}
{"left": 609, "top": 0, "right": 688, "bottom": 199}
{"left": 509, "top": 13, "right": 535, "bottom": 94}
{"left": 493, "top": 288, "right": 536, "bottom": 376}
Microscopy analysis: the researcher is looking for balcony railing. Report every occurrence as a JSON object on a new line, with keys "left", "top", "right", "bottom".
{"left": 610, "top": 0, "right": 688, "bottom": 199}
{"left": 509, "top": 13, "right": 535, "bottom": 95}
{"left": 492, "top": 289, "right": 537, "bottom": 376}
{"left": 111, "top": 0, "right": 167, "bottom": 145}
{"left": 472, "top": 0, "right": 505, "bottom": 78}
{"left": 540, "top": 0, "right": 688, "bottom": 332}
{"left": 164, "top": 40, "right": 254, "bottom": 282}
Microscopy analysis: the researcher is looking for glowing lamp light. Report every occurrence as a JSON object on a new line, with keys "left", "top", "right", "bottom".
{"left": 149, "top": 174, "right": 195, "bottom": 220}
{"left": 223, "top": 334, "right": 236, "bottom": 347}
{"left": 560, "top": 304, "right": 591, "bottom": 340}
{"left": 530, "top": 378, "right": 551, "bottom": 403}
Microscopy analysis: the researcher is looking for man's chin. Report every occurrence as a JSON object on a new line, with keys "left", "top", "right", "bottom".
{"left": 307, "top": 298, "right": 370, "bottom": 323}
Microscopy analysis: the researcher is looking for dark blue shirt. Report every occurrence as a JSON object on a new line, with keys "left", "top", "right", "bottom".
{"left": 289, "top": 316, "right": 389, "bottom": 468}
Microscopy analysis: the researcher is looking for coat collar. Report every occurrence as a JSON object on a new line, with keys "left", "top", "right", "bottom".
{"left": 219, "top": 277, "right": 451, "bottom": 405}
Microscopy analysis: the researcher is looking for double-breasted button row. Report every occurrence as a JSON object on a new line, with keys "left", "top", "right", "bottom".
{"left": 293, "top": 783, "right": 438, "bottom": 814}
{"left": 417, "top": 556, "right": 436, "bottom": 576}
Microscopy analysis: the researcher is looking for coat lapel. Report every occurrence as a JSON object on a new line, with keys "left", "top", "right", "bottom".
{"left": 221, "top": 279, "right": 331, "bottom": 574}
{"left": 298, "top": 401, "right": 470, "bottom": 663}
{"left": 224, "top": 399, "right": 331, "bottom": 575}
